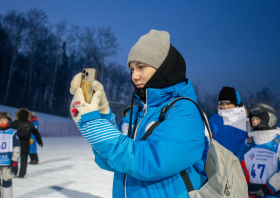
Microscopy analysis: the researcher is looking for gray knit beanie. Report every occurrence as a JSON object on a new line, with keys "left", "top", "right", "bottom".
{"left": 127, "top": 29, "right": 170, "bottom": 70}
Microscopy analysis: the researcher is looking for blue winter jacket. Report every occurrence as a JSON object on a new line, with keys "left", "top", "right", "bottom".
{"left": 77, "top": 80, "right": 206, "bottom": 198}
{"left": 210, "top": 113, "right": 248, "bottom": 156}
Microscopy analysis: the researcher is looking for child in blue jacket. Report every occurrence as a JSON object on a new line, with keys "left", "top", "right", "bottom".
{"left": 238, "top": 104, "right": 280, "bottom": 198}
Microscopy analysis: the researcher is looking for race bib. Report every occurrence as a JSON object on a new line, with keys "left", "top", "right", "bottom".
{"left": 0, "top": 133, "right": 13, "bottom": 153}
{"left": 245, "top": 147, "right": 278, "bottom": 184}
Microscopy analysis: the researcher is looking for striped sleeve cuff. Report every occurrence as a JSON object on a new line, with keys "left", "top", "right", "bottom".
{"left": 79, "top": 119, "right": 120, "bottom": 144}
{"left": 77, "top": 118, "right": 122, "bottom": 160}
{"left": 101, "top": 109, "right": 117, "bottom": 127}
{"left": 81, "top": 111, "right": 101, "bottom": 122}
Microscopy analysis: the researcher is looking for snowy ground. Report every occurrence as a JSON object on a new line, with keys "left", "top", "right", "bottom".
{"left": 13, "top": 136, "right": 114, "bottom": 198}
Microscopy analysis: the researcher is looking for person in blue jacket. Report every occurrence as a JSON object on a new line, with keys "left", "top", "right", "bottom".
{"left": 69, "top": 29, "right": 207, "bottom": 198}
{"left": 209, "top": 86, "right": 249, "bottom": 156}
{"left": 29, "top": 112, "right": 39, "bottom": 164}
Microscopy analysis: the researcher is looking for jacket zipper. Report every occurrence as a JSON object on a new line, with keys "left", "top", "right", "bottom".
{"left": 124, "top": 174, "right": 127, "bottom": 198}
{"left": 124, "top": 89, "right": 148, "bottom": 198}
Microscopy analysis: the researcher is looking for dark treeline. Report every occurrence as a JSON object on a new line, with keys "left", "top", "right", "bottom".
{"left": 0, "top": 9, "right": 133, "bottom": 117}
{"left": 0, "top": 9, "right": 279, "bottom": 124}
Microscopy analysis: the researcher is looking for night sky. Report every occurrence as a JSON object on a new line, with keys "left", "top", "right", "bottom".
{"left": 1, "top": 0, "right": 279, "bottom": 97}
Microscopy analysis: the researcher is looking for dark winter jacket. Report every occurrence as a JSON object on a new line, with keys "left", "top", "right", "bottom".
{"left": 12, "top": 108, "right": 43, "bottom": 153}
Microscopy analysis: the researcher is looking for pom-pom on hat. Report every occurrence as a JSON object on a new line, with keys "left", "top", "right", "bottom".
{"left": 127, "top": 29, "right": 170, "bottom": 70}
{"left": 219, "top": 86, "right": 241, "bottom": 106}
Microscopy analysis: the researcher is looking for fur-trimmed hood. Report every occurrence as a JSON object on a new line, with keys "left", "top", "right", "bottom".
{"left": 15, "top": 108, "right": 31, "bottom": 121}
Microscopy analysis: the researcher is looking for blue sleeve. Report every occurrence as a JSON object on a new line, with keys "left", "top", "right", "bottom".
{"left": 100, "top": 108, "right": 117, "bottom": 128}
{"left": 13, "top": 132, "right": 20, "bottom": 147}
{"left": 203, "top": 136, "right": 209, "bottom": 162}
{"left": 209, "top": 114, "right": 218, "bottom": 139}
{"left": 77, "top": 101, "right": 205, "bottom": 181}
{"left": 85, "top": 110, "right": 126, "bottom": 171}
{"left": 92, "top": 147, "right": 114, "bottom": 172}
{"left": 33, "top": 121, "right": 39, "bottom": 129}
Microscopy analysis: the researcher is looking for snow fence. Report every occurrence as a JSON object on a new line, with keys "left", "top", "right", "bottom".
{"left": 1, "top": 103, "right": 127, "bottom": 137}
{"left": 39, "top": 121, "right": 80, "bottom": 137}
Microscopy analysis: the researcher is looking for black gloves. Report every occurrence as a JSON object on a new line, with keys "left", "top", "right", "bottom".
{"left": 261, "top": 184, "right": 272, "bottom": 196}
{"left": 248, "top": 183, "right": 273, "bottom": 198}
{"left": 255, "top": 185, "right": 273, "bottom": 198}
{"left": 11, "top": 161, "right": 18, "bottom": 175}
{"left": 38, "top": 142, "right": 43, "bottom": 147}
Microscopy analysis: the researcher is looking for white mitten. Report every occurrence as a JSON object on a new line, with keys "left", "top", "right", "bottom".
{"left": 70, "top": 87, "right": 102, "bottom": 123}
{"left": 70, "top": 73, "right": 82, "bottom": 95}
{"left": 92, "top": 81, "right": 110, "bottom": 114}
{"left": 69, "top": 73, "right": 110, "bottom": 114}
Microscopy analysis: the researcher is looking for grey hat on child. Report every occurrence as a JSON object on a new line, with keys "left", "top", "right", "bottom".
{"left": 127, "top": 29, "right": 170, "bottom": 70}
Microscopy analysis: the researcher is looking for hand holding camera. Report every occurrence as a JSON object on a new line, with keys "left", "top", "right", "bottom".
{"left": 69, "top": 68, "right": 110, "bottom": 123}
{"left": 70, "top": 88, "right": 103, "bottom": 123}
{"left": 91, "top": 81, "right": 110, "bottom": 114}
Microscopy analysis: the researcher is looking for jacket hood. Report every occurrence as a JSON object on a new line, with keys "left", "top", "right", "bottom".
{"left": 128, "top": 45, "right": 188, "bottom": 138}
{"left": 128, "top": 79, "right": 198, "bottom": 139}
{"left": 144, "top": 44, "right": 186, "bottom": 89}
{"left": 15, "top": 108, "right": 31, "bottom": 121}
{"left": 135, "top": 79, "right": 197, "bottom": 107}
{"left": 131, "top": 44, "right": 186, "bottom": 102}
{"left": 133, "top": 44, "right": 186, "bottom": 102}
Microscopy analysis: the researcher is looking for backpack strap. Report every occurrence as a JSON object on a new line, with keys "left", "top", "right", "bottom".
{"left": 141, "top": 121, "right": 161, "bottom": 140}
{"left": 140, "top": 97, "right": 212, "bottom": 193}
{"left": 180, "top": 170, "right": 195, "bottom": 192}
{"left": 157, "top": 97, "right": 212, "bottom": 139}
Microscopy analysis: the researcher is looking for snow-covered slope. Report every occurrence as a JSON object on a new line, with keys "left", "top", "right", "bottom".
{"left": 14, "top": 136, "right": 113, "bottom": 198}
{"left": 0, "top": 105, "right": 80, "bottom": 137}
{"left": 0, "top": 105, "right": 113, "bottom": 197}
